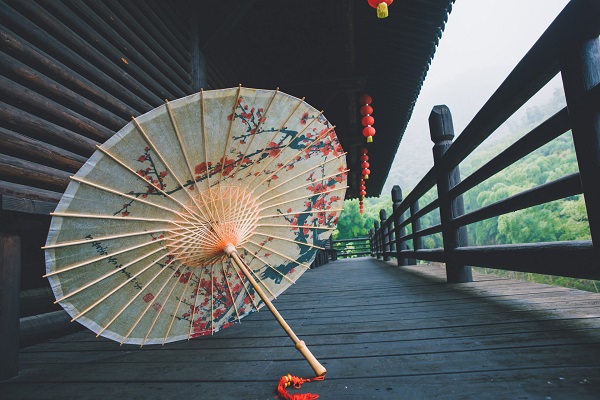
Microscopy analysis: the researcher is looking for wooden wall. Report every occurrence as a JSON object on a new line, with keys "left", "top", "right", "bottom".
{"left": 0, "top": 0, "right": 231, "bottom": 346}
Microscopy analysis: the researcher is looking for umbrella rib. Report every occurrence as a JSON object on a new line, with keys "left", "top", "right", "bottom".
{"left": 221, "top": 261, "right": 241, "bottom": 323}
{"left": 131, "top": 117, "right": 203, "bottom": 219}
{"left": 219, "top": 84, "right": 242, "bottom": 185}
{"left": 246, "top": 239, "right": 311, "bottom": 270}
{"left": 142, "top": 265, "right": 188, "bottom": 346}
{"left": 259, "top": 185, "right": 348, "bottom": 211}
{"left": 164, "top": 100, "right": 205, "bottom": 206}
{"left": 251, "top": 231, "right": 324, "bottom": 250}
{"left": 228, "top": 88, "right": 279, "bottom": 182}
{"left": 163, "top": 268, "right": 193, "bottom": 345}
{"left": 256, "top": 169, "right": 349, "bottom": 207}
{"left": 54, "top": 247, "right": 166, "bottom": 304}
{"left": 50, "top": 212, "right": 174, "bottom": 224}
{"left": 70, "top": 252, "right": 168, "bottom": 323}
{"left": 227, "top": 258, "right": 261, "bottom": 311}
{"left": 96, "top": 254, "right": 173, "bottom": 337}
{"left": 200, "top": 89, "right": 211, "bottom": 190}
{"left": 96, "top": 145, "right": 206, "bottom": 223}
{"left": 120, "top": 265, "right": 181, "bottom": 345}
{"left": 70, "top": 176, "right": 193, "bottom": 223}
{"left": 44, "top": 239, "right": 162, "bottom": 277}
{"left": 255, "top": 152, "right": 347, "bottom": 200}
{"left": 249, "top": 125, "right": 335, "bottom": 191}
{"left": 240, "top": 245, "right": 295, "bottom": 284}
{"left": 256, "top": 224, "right": 336, "bottom": 231}
{"left": 241, "top": 97, "right": 308, "bottom": 185}
{"left": 258, "top": 207, "right": 344, "bottom": 220}
{"left": 42, "top": 228, "right": 171, "bottom": 249}
{"left": 188, "top": 266, "right": 206, "bottom": 339}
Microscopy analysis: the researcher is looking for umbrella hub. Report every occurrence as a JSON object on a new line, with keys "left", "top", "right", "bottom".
{"left": 166, "top": 185, "right": 260, "bottom": 265}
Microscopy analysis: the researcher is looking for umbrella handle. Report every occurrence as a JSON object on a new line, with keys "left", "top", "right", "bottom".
{"left": 226, "top": 247, "right": 326, "bottom": 377}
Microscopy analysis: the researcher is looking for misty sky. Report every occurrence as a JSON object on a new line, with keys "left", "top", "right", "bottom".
{"left": 382, "top": 0, "right": 571, "bottom": 193}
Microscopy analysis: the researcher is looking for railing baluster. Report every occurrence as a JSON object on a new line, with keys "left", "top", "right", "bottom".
{"left": 409, "top": 199, "right": 421, "bottom": 265}
{"left": 374, "top": 221, "right": 381, "bottom": 259}
{"left": 429, "top": 105, "right": 473, "bottom": 283}
{"left": 380, "top": 210, "right": 390, "bottom": 261}
{"left": 392, "top": 185, "right": 409, "bottom": 266}
{"left": 369, "top": 229, "right": 374, "bottom": 257}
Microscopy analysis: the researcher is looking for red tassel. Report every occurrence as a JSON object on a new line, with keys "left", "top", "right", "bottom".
{"left": 276, "top": 374, "right": 325, "bottom": 400}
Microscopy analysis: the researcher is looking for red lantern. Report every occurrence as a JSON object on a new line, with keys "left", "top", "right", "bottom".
{"left": 362, "top": 126, "right": 376, "bottom": 143}
{"left": 360, "top": 154, "right": 369, "bottom": 162}
{"left": 359, "top": 185, "right": 366, "bottom": 191}
{"left": 361, "top": 115, "right": 374, "bottom": 127}
{"left": 360, "top": 148, "right": 368, "bottom": 155}
{"left": 360, "top": 105, "right": 373, "bottom": 116}
{"left": 368, "top": 0, "right": 393, "bottom": 18}
{"left": 362, "top": 168, "right": 370, "bottom": 180}
{"left": 361, "top": 161, "right": 370, "bottom": 169}
{"left": 359, "top": 94, "right": 372, "bottom": 105}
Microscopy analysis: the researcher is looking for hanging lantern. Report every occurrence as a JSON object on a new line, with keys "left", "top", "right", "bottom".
{"left": 368, "top": 0, "right": 393, "bottom": 18}
{"left": 362, "top": 168, "right": 370, "bottom": 180}
{"left": 360, "top": 94, "right": 375, "bottom": 143}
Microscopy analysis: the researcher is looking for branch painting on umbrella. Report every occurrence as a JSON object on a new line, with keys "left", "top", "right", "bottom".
{"left": 44, "top": 86, "right": 348, "bottom": 378}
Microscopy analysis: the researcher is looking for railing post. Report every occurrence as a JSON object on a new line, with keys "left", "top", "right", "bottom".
{"left": 369, "top": 229, "right": 374, "bottom": 257}
{"left": 374, "top": 221, "right": 381, "bottom": 259}
{"left": 380, "top": 210, "right": 390, "bottom": 261}
{"left": 1, "top": 234, "right": 21, "bottom": 381}
{"left": 429, "top": 105, "right": 472, "bottom": 283}
{"left": 329, "top": 239, "right": 337, "bottom": 261}
{"left": 392, "top": 185, "right": 408, "bottom": 266}
{"left": 409, "top": 199, "right": 420, "bottom": 265}
{"left": 560, "top": 32, "right": 600, "bottom": 253}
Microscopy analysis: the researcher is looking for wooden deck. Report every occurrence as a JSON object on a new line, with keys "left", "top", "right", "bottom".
{"left": 2, "top": 257, "right": 600, "bottom": 399}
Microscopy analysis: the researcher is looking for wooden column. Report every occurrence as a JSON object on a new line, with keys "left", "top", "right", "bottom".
{"left": 0, "top": 234, "right": 21, "bottom": 381}
{"left": 392, "top": 185, "right": 409, "bottom": 266}
{"left": 373, "top": 221, "right": 380, "bottom": 259}
{"left": 409, "top": 200, "right": 421, "bottom": 265}
{"left": 560, "top": 33, "right": 600, "bottom": 253}
{"left": 369, "top": 228, "right": 374, "bottom": 256}
{"left": 429, "top": 105, "right": 472, "bottom": 283}
{"left": 380, "top": 210, "right": 390, "bottom": 261}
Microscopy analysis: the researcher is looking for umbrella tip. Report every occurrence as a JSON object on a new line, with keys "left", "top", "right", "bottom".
{"left": 223, "top": 243, "right": 236, "bottom": 257}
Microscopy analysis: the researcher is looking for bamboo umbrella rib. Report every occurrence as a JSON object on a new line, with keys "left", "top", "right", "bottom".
{"left": 241, "top": 97, "right": 309, "bottom": 185}
{"left": 256, "top": 169, "right": 349, "bottom": 207}
{"left": 259, "top": 186, "right": 348, "bottom": 211}
{"left": 219, "top": 85, "right": 242, "bottom": 185}
{"left": 188, "top": 266, "right": 207, "bottom": 339}
{"left": 200, "top": 89, "right": 211, "bottom": 190}
{"left": 227, "top": 259, "right": 261, "bottom": 311}
{"left": 240, "top": 245, "right": 295, "bottom": 284}
{"left": 221, "top": 262, "right": 242, "bottom": 323}
{"left": 50, "top": 212, "right": 175, "bottom": 224}
{"left": 246, "top": 240, "right": 311, "bottom": 271}
{"left": 121, "top": 265, "right": 181, "bottom": 345}
{"left": 96, "top": 253, "right": 172, "bottom": 337}
{"left": 249, "top": 125, "right": 335, "bottom": 192}
{"left": 251, "top": 231, "right": 325, "bottom": 250}
{"left": 70, "top": 176, "right": 194, "bottom": 223}
{"left": 131, "top": 117, "right": 202, "bottom": 214}
{"left": 163, "top": 267, "right": 194, "bottom": 345}
{"left": 228, "top": 89, "right": 279, "bottom": 182}
{"left": 44, "top": 239, "right": 163, "bottom": 277}
{"left": 70, "top": 252, "right": 168, "bottom": 322}
{"left": 142, "top": 266, "right": 188, "bottom": 346}
{"left": 54, "top": 247, "right": 166, "bottom": 304}
{"left": 96, "top": 145, "right": 206, "bottom": 223}
{"left": 256, "top": 224, "right": 336, "bottom": 230}
{"left": 258, "top": 207, "right": 344, "bottom": 220}
{"left": 42, "top": 228, "right": 172, "bottom": 249}
{"left": 256, "top": 152, "right": 347, "bottom": 200}
{"left": 242, "top": 259, "right": 278, "bottom": 299}
{"left": 165, "top": 100, "right": 204, "bottom": 207}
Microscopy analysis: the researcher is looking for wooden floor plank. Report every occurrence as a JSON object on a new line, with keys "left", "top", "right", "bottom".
{"left": 3, "top": 257, "right": 600, "bottom": 399}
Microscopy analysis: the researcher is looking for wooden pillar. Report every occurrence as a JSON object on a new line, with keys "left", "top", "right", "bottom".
{"left": 373, "top": 221, "right": 381, "bottom": 259}
{"left": 392, "top": 186, "right": 409, "bottom": 266}
{"left": 380, "top": 210, "right": 390, "bottom": 261}
{"left": 409, "top": 200, "right": 420, "bottom": 265}
{"left": 560, "top": 33, "right": 600, "bottom": 253}
{"left": 369, "top": 229, "right": 374, "bottom": 257}
{"left": 429, "top": 105, "right": 472, "bottom": 283}
{"left": 0, "top": 234, "right": 21, "bottom": 381}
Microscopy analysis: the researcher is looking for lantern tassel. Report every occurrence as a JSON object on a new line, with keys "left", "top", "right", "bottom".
{"left": 377, "top": 2, "right": 389, "bottom": 18}
{"left": 366, "top": 136, "right": 373, "bottom": 143}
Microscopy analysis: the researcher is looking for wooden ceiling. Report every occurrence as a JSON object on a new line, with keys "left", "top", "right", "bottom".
{"left": 193, "top": 0, "right": 455, "bottom": 198}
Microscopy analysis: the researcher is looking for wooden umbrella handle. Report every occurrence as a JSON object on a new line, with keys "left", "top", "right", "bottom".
{"left": 226, "top": 247, "right": 327, "bottom": 376}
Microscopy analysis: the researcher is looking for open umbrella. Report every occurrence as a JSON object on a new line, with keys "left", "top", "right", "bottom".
{"left": 44, "top": 86, "right": 347, "bottom": 377}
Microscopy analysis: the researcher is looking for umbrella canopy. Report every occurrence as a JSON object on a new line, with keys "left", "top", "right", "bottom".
{"left": 44, "top": 87, "right": 346, "bottom": 375}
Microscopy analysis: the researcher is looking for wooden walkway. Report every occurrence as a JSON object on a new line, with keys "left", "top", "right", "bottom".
{"left": 2, "top": 257, "right": 600, "bottom": 399}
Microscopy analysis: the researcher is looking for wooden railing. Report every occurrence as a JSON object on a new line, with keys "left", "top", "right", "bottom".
{"left": 371, "top": 1, "right": 600, "bottom": 283}
{"left": 331, "top": 237, "right": 371, "bottom": 259}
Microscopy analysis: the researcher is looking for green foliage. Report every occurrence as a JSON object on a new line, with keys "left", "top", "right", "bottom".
{"left": 333, "top": 196, "right": 392, "bottom": 240}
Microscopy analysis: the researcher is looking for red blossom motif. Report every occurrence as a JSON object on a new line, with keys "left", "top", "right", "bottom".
{"left": 143, "top": 293, "right": 154, "bottom": 303}
{"left": 267, "top": 141, "right": 281, "bottom": 157}
{"left": 179, "top": 271, "right": 192, "bottom": 284}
